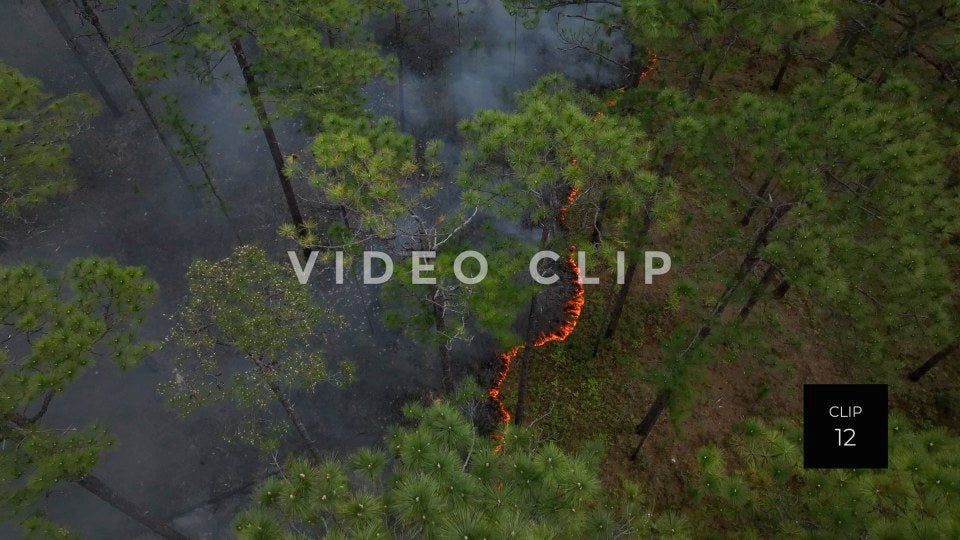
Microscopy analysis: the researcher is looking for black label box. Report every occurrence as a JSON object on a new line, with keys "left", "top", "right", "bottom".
{"left": 803, "top": 384, "right": 888, "bottom": 469}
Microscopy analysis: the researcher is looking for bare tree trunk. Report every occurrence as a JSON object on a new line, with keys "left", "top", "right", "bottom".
{"left": 77, "top": 474, "right": 189, "bottom": 540}
{"left": 593, "top": 152, "right": 676, "bottom": 357}
{"left": 77, "top": 0, "right": 198, "bottom": 203}
{"left": 40, "top": 0, "right": 121, "bottom": 116}
{"left": 628, "top": 203, "right": 793, "bottom": 454}
{"left": 908, "top": 342, "right": 958, "bottom": 382}
{"left": 431, "top": 285, "right": 454, "bottom": 393}
{"left": 738, "top": 264, "right": 777, "bottom": 321}
{"left": 513, "top": 296, "right": 538, "bottom": 426}
{"left": 27, "top": 391, "right": 55, "bottom": 424}
{"left": 591, "top": 197, "right": 608, "bottom": 246}
{"left": 597, "top": 258, "right": 638, "bottom": 345}
{"left": 394, "top": 14, "right": 406, "bottom": 131}
{"left": 513, "top": 219, "right": 555, "bottom": 425}
{"left": 268, "top": 382, "right": 322, "bottom": 461}
{"left": 770, "top": 43, "right": 793, "bottom": 91}
{"left": 191, "top": 149, "right": 242, "bottom": 242}
{"left": 741, "top": 177, "right": 772, "bottom": 226}
{"left": 713, "top": 203, "right": 793, "bottom": 320}
{"left": 231, "top": 39, "right": 305, "bottom": 230}
{"left": 455, "top": 0, "right": 463, "bottom": 47}
{"left": 629, "top": 389, "right": 670, "bottom": 460}
{"left": 770, "top": 32, "right": 801, "bottom": 91}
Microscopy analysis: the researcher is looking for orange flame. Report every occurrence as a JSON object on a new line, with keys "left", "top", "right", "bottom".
{"left": 484, "top": 45, "right": 655, "bottom": 429}
{"left": 488, "top": 188, "right": 586, "bottom": 427}
{"left": 488, "top": 345, "right": 523, "bottom": 424}
{"left": 557, "top": 187, "right": 578, "bottom": 222}
{"left": 638, "top": 49, "right": 658, "bottom": 81}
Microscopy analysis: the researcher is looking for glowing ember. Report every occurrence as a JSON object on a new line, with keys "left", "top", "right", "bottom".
{"left": 488, "top": 345, "right": 523, "bottom": 424}
{"left": 557, "top": 187, "right": 578, "bottom": 222}
{"left": 488, "top": 188, "right": 586, "bottom": 426}
{"left": 638, "top": 48, "right": 658, "bottom": 80}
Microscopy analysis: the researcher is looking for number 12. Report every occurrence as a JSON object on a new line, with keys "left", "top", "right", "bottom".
{"left": 835, "top": 428, "right": 856, "bottom": 446}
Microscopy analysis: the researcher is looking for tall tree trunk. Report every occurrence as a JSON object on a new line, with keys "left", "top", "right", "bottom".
{"left": 678, "top": 208, "right": 785, "bottom": 361}
{"left": 513, "top": 220, "right": 554, "bottom": 424}
{"left": 591, "top": 197, "right": 608, "bottom": 245}
{"left": 741, "top": 177, "right": 772, "bottom": 226}
{"left": 513, "top": 296, "right": 539, "bottom": 426}
{"left": 27, "top": 391, "right": 55, "bottom": 424}
{"left": 231, "top": 39, "right": 305, "bottom": 230}
{"left": 738, "top": 264, "right": 777, "bottom": 321}
{"left": 76, "top": 474, "right": 189, "bottom": 540}
{"left": 628, "top": 203, "right": 793, "bottom": 454}
{"left": 422, "top": 0, "right": 434, "bottom": 61}
{"left": 770, "top": 43, "right": 794, "bottom": 91}
{"left": 192, "top": 150, "right": 242, "bottom": 242}
{"left": 597, "top": 258, "right": 638, "bottom": 343}
{"left": 593, "top": 152, "right": 676, "bottom": 357}
{"left": 431, "top": 285, "right": 454, "bottom": 393}
{"left": 455, "top": 0, "right": 463, "bottom": 47}
{"left": 629, "top": 389, "right": 670, "bottom": 460}
{"left": 908, "top": 342, "right": 959, "bottom": 382}
{"left": 395, "top": 14, "right": 406, "bottom": 131}
{"left": 712, "top": 202, "right": 793, "bottom": 320}
{"left": 340, "top": 204, "right": 381, "bottom": 334}
{"left": 513, "top": 14, "right": 519, "bottom": 78}
{"left": 40, "top": 0, "right": 121, "bottom": 116}
{"left": 77, "top": 0, "right": 198, "bottom": 202}
{"left": 770, "top": 33, "right": 801, "bottom": 91}
{"left": 268, "top": 382, "right": 321, "bottom": 461}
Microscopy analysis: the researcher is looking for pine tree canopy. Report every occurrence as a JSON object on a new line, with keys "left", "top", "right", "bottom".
{"left": 0, "top": 259, "right": 158, "bottom": 537}
{"left": 235, "top": 388, "right": 670, "bottom": 539}
{"left": 692, "top": 417, "right": 960, "bottom": 537}
{"left": 0, "top": 62, "right": 98, "bottom": 220}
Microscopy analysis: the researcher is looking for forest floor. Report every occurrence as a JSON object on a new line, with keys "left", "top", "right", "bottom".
{"left": 502, "top": 177, "right": 960, "bottom": 512}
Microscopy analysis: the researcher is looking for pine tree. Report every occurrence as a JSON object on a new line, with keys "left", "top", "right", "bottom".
{"left": 830, "top": 0, "right": 960, "bottom": 94}
{"left": 748, "top": 71, "right": 958, "bottom": 375}
{"left": 458, "top": 75, "right": 650, "bottom": 423}
{"left": 38, "top": 0, "right": 121, "bottom": 116}
{"left": 909, "top": 340, "right": 960, "bottom": 382}
{"left": 158, "top": 94, "right": 241, "bottom": 238}
{"left": 162, "top": 245, "right": 353, "bottom": 460}
{"left": 622, "top": 0, "right": 835, "bottom": 92}
{"left": 590, "top": 85, "right": 703, "bottom": 354}
{"left": 132, "top": 0, "right": 401, "bottom": 231}
{"left": 0, "top": 259, "right": 187, "bottom": 539}
{"left": 287, "top": 114, "right": 530, "bottom": 394}
{"left": 290, "top": 114, "right": 442, "bottom": 247}
{"left": 0, "top": 62, "right": 98, "bottom": 220}
{"left": 382, "top": 242, "right": 535, "bottom": 393}
{"left": 690, "top": 417, "right": 960, "bottom": 537}
{"left": 631, "top": 68, "right": 959, "bottom": 455}
{"left": 234, "top": 385, "right": 670, "bottom": 538}
{"left": 501, "top": 0, "right": 650, "bottom": 85}
{"left": 73, "top": 0, "right": 201, "bottom": 202}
